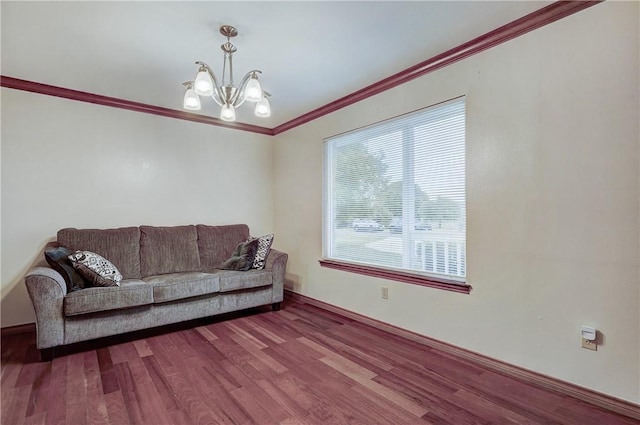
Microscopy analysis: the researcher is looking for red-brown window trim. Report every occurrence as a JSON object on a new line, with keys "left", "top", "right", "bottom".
{"left": 318, "top": 259, "right": 471, "bottom": 294}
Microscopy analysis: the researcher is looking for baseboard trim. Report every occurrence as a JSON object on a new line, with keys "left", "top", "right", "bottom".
{"left": 1, "top": 322, "right": 35, "bottom": 337}
{"left": 284, "top": 290, "right": 640, "bottom": 420}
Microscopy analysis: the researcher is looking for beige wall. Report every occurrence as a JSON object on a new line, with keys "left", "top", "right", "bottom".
{"left": 273, "top": 2, "right": 639, "bottom": 402}
{"left": 1, "top": 89, "right": 274, "bottom": 326}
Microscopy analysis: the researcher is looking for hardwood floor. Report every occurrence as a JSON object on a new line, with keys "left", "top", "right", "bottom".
{"left": 1, "top": 297, "right": 637, "bottom": 425}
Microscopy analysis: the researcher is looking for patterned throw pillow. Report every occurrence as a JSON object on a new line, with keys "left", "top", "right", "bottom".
{"left": 68, "top": 251, "right": 122, "bottom": 287}
{"left": 250, "top": 234, "right": 274, "bottom": 270}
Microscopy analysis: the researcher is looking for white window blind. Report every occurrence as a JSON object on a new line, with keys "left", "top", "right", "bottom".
{"left": 323, "top": 97, "right": 466, "bottom": 281}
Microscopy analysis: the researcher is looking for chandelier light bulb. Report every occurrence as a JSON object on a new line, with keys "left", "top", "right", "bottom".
{"left": 194, "top": 67, "right": 214, "bottom": 96}
{"left": 220, "top": 103, "right": 236, "bottom": 121}
{"left": 255, "top": 97, "right": 271, "bottom": 118}
{"left": 244, "top": 76, "right": 263, "bottom": 102}
{"left": 183, "top": 88, "right": 201, "bottom": 111}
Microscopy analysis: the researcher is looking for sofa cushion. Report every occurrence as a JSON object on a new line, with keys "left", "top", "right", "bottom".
{"left": 58, "top": 227, "right": 141, "bottom": 279}
{"left": 220, "top": 238, "right": 260, "bottom": 271}
{"left": 197, "top": 224, "right": 250, "bottom": 272}
{"left": 143, "top": 272, "right": 220, "bottom": 303}
{"left": 218, "top": 269, "right": 272, "bottom": 293}
{"left": 68, "top": 250, "right": 123, "bottom": 287}
{"left": 140, "top": 225, "right": 200, "bottom": 277}
{"left": 44, "top": 243, "right": 86, "bottom": 291}
{"left": 64, "top": 279, "right": 152, "bottom": 316}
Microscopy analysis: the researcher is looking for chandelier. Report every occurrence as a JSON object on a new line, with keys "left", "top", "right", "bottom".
{"left": 182, "top": 25, "right": 271, "bottom": 122}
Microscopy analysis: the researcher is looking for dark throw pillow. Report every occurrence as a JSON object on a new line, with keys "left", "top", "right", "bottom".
{"left": 68, "top": 250, "right": 123, "bottom": 287}
{"left": 44, "top": 244, "right": 86, "bottom": 291}
{"left": 220, "top": 238, "right": 260, "bottom": 271}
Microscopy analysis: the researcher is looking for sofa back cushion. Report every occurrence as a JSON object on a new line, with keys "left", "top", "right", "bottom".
{"left": 58, "top": 227, "right": 141, "bottom": 279}
{"left": 140, "top": 225, "right": 200, "bottom": 276}
{"left": 197, "top": 224, "right": 250, "bottom": 272}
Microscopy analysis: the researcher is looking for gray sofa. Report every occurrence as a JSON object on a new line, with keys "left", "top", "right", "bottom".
{"left": 24, "top": 224, "right": 287, "bottom": 360}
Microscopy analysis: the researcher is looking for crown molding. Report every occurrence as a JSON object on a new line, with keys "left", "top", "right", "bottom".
{"left": 0, "top": 76, "right": 275, "bottom": 136}
{"left": 1, "top": 1, "right": 601, "bottom": 137}
{"left": 271, "top": 0, "right": 601, "bottom": 135}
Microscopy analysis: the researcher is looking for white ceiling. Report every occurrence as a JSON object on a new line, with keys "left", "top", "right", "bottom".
{"left": 1, "top": 1, "right": 550, "bottom": 128}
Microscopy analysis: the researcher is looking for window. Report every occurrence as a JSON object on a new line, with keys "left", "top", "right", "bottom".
{"left": 321, "top": 97, "right": 468, "bottom": 293}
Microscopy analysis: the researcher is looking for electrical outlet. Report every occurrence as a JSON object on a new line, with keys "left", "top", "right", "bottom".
{"left": 581, "top": 338, "right": 597, "bottom": 351}
{"left": 381, "top": 286, "right": 389, "bottom": 300}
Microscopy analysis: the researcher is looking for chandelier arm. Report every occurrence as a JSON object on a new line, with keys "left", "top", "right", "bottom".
{"left": 233, "top": 96, "right": 246, "bottom": 108}
{"left": 210, "top": 91, "right": 224, "bottom": 107}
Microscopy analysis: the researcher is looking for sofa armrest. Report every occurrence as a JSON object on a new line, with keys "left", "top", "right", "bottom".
{"left": 25, "top": 267, "right": 67, "bottom": 349}
{"left": 265, "top": 249, "right": 288, "bottom": 304}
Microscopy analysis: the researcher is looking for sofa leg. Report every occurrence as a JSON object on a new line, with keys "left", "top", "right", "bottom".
{"left": 40, "top": 348, "right": 55, "bottom": 362}
{"left": 272, "top": 302, "right": 281, "bottom": 312}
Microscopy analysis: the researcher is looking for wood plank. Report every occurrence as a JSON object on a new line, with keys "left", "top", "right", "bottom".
{"left": 125, "top": 358, "right": 173, "bottom": 425}
{"left": 264, "top": 341, "right": 355, "bottom": 390}
{"left": 85, "top": 383, "right": 110, "bottom": 425}
{"left": 258, "top": 313, "right": 304, "bottom": 341}
{"left": 131, "top": 340, "right": 152, "bottom": 358}
{"left": 228, "top": 334, "right": 288, "bottom": 376}
{"left": 279, "top": 416, "right": 312, "bottom": 425}
{"left": 2, "top": 385, "right": 32, "bottom": 425}
{"left": 158, "top": 367, "right": 223, "bottom": 425}
{"left": 167, "top": 408, "right": 196, "bottom": 425}
{"left": 452, "top": 388, "right": 542, "bottom": 425}
{"left": 349, "top": 384, "right": 432, "bottom": 424}
{"left": 103, "top": 390, "right": 132, "bottom": 425}
{"left": 97, "top": 348, "right": 119, "bottom": 395}
{"left": 43, "top": 357, "right": 68, "bottom": 425}
{"left": 304, "top": 331, "right": 395, "bottom": 373}
{"left": 269, "top": 372, "right": 353, "bottom": 425}
{"left": 224, "top": 321, "right": 269, "bottom": 350}
{"left": 230, "top": 386, "right": 284, "bottom": 424}
{"left": 255, "top": 378, "right": 310, "bottom": 420}
{"left": 112, "top": 362, "right": 145, "bottom": 425}
{"left": 23, "top": 411, "right": 46, "bottom": 425}
{"left": 373, "top": 371, "right": 492, "bottom": 425}
{"left": 23, "top": 362, "right": 52, "bottom": 417}
{"left": 284, "top": 305, "right": 348, "bottom": 330}
{"left": 194, "top": 325, "right": 219, "bottom": 342}
{"left": 329, "top": 323, "right": 431, "bottom": 368}
{"left": 141, "top": 355, "right": 182, "bottom": 412}
{"left": 188, "top": 365, "right": 252, "bottom": 425}
{"left": 319, "top": 355, "right": 428, "bottom": 417}
{"left": 199, "top": 361, "right": 242, "bottom": 394}
{"left": 243, "top": 316, "right": 287, "bottom": 344}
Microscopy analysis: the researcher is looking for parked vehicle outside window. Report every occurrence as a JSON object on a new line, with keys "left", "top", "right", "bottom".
{"left": 352, "top": 219, "right": 384, "bottom": 232}
{"left": 389, "top": 217, "right": 432, "bottom": 233}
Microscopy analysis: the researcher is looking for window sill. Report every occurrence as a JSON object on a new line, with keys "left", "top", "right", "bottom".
{"left": 318, "top": 259, "right": 471, "bottom": 294}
